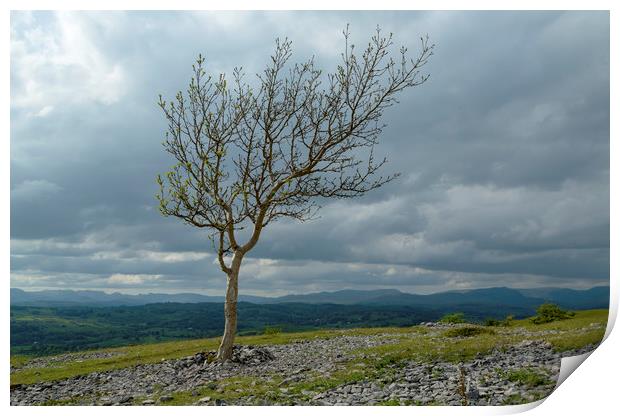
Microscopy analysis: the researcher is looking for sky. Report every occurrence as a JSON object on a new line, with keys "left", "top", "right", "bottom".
{"left": 9, "top": 11, "right": 610, "bottom": 296}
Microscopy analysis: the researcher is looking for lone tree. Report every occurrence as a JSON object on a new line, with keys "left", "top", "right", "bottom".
{"left": 156, "top": 27, "right": 434, "bottom": 361}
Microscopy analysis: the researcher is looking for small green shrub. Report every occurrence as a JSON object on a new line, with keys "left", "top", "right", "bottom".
{"left": 439, "top": 312, "right": 466, "bottom": 324}
{"left": 502, "top": 394, "right": 528, "bottom": 405}
{"left": 444, "top": 326, "right": 495, "bottom": 338}
{"left": 378, "top": 398, "right": 401, "bottom": 406}
{"left": 263, "top": 325, "right": 283, "bottom": 335}
{"left": 484, "top": 315, "right": 514, "bottom": 327}
{"left": 530, "top": 303, "right": 575, "bottom": 325}
{"left": 500, "top": 368, "right": 552, "bottom": 387}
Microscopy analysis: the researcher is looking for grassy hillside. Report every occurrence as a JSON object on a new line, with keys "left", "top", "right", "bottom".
{"left": 11, "top": 301, "right": 538, "bottom": 356}
{"left": 11, "top": 309, "right": 608, "bottom": 392}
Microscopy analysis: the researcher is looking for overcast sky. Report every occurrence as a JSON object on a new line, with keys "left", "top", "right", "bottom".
{"left": 10, "top": 11, "right": 609, "bottom": 296}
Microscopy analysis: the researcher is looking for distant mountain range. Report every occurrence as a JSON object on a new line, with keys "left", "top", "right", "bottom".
{"left": 10, "top": 286, "right": 609, "bottom": 310}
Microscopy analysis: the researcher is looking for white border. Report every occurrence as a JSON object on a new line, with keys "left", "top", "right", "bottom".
{"left": 3, "top": 2, "right": 616, "bottom": 416}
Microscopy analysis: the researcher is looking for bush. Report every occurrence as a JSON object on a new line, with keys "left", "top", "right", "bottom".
{"left": 444, "top": 326, "right": 495, "bottom": 338}
{"left": 529, "top": 303, "right": 575, "bottom": 325}
{"left": 439, "top": 312, "right": 466, "bottom": 324}
{"left": 485, "top": 315, "right": 514, "bottom": 327}
{"left": 263, "top": 325, "right": 283, "bottom": 335}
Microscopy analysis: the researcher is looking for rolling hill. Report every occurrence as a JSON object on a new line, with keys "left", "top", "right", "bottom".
{"left": 10, "top": 285, "right": 609, "bottom": 310}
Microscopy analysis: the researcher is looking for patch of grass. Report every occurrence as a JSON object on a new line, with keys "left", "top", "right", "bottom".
{"left": 10, "top": 309, "right": 608, "bottom": 388}
{"left": 38, "top": 397, "right": 83, "bottom": 406}
{"left": 354, "top": 330, "right": 513, "bottom": 366}
{"left": 503, "top": 390, "right": 549, "bottom": 405}
{"left": 374, "top": 354, "right": 408, "bottom": 371}
{"left": 499, "top": 367, "right": 552, "bottom": 387}
{"left": 541, "top": 328, "right": 606, "bottom": 352}
{"left": 263, "top": 325, "right": 283, "bottom": 335}
{"left": 431, "top": 367, "right": 445, "bottom": 379}
{"left": 530, "top": 304, "right": 575, "bottom": 325}
{"left": 10, "top": 327, "right": 363, "bottom": 385}
{"left": 279, "top": 347, "right": 425, "bottom": 399}
{"left": 287, "top": 366, "right": 369, "bottom": 396}
{"left": 516, "top": 309, "right": 607, "bottom": 352}
{"left": 378, "top": 398, "right": 401, "bottom": 406}
{"left": 151, "top": 375, "right": 287, "bottom": 405}
{"left": 515, "top": 309, "right": 609, "bottom": 331}
{"left": 515, "top": 309, "right": 606, "bottom": 331}
{"left": 411, "top": 399, "right": 440, "bottom": 406}
{"left": 11, "top": 337, "right": 221, "bottom": 386}
{"left": 439, "top": 312, "right": 466, "bottom": 324}
{"left": 10, "top": 355, "right": 31, "bottom": 369}
{"left": 503, "top": 393, "right": 528, "bottom": 405}
{"left": 444, "top": 326, "right": 495, "bottom": 338}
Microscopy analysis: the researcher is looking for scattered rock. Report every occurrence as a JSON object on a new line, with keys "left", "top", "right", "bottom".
{"left": 231, "top": 345, "right": 276, "bottom": 365}
{"left": 118, "top": 395, "right": 133, "bottom": 404}
{"left": 466, "top": 385, "right": 479, "bottom": 401}
{"left": 9, "top": 331, "right": 600, "bottom": 407}
{"left": 10, "top": 351, "right": 126, "bottom": 373}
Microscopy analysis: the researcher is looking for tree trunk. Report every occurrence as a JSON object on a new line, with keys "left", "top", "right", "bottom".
{"left": 216, "top": 251, "right": 242, "bottom": 361}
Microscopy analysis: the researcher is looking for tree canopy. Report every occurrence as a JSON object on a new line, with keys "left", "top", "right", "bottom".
{"left": 157, "top": 27, "right": 434, "bottom": 274}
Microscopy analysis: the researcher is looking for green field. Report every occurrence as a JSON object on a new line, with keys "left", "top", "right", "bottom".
{"left": 10, "top": 301, "right": 537, "bottom": 356}
{"left": 10, "top": 308, "right": 608, "bottom": 392}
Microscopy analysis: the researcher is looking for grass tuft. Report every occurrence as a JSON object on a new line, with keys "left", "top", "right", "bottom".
{"left": 444, "top": 326, "right": 495, "bottom": 338}
{"left": 498, "top": 367, "right": 553, "bottom": 387}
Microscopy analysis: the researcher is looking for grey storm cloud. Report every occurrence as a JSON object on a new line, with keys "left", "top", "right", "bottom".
{"left": 10, "top": 10, "right": 609, "bottom": 295}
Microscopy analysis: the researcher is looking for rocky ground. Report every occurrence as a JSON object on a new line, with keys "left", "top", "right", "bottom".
{"left": 10, "top": 351, "right": 124, "bottom": 373}
{"left": 314, "top": 340, "right": 593, "bottom": 406}
{"left": 10, "top": 324, "right": 601, "bottom": 406}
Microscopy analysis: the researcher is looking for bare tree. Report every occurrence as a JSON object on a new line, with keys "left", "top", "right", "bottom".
{"left": 156, "top": 26, "right": 434, "bottom": 361}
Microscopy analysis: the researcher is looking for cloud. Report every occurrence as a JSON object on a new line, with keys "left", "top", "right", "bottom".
{"left": 35, "top": 105, "right": 54, "bottom": 117}
{"left": 11, "top": 11, "right": 128, "bottom": 112}
{"left": 108, "top": 273, "right": 161, "bottom": 286}
{"left": 11, "top": 179, "right": 62, "bottom": 201}
{"left": 9, "top": 11, "right": 609, "bottom": 295}
{"left": 91, "top": 250, "right": 210, "bottom": 263}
